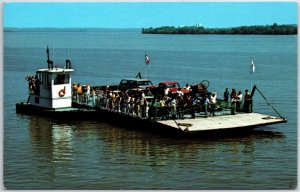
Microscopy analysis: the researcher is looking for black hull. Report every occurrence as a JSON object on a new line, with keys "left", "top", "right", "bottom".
{"left": 16, "top": 102, "right": 98, "bottom": 119}
{"left": 16, "top": 102, "right": 183, "bottom": 135}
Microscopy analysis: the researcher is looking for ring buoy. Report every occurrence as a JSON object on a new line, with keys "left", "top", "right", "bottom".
{"left": 58, "top": 89, "right": 65, "bottom": 97}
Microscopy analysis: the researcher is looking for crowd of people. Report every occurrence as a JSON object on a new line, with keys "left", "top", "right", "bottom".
{"left": 72, "top": 83, "right": 253, "bottom": 120}
{"left": 73, "top": 83, "right": 97, "bottom": 106}
{"left": 224, "top": 88, "right": 252, "bottom": 114}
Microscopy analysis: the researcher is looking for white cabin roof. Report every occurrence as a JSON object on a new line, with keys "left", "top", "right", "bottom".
{"left": 37, "top": 68, "right": 74, "bottom": 73}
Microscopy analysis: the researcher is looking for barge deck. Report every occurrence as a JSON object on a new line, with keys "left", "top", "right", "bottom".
{"left": 157, "top": 113, "right": 287, "bottom": 133}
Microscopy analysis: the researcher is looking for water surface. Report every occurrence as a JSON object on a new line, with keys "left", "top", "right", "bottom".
{"left": 4, "top": 28, "right": 297, "bottom": 189}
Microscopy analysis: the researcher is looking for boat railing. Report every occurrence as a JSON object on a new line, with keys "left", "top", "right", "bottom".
{"left": 72, "top": 92, "right": 97, "bottom": 107}
{"left": 148, "top": 101, "right": 247, "bottom": 121}
{"left": 72, "top": 92, "right": 253, "bottom": 121}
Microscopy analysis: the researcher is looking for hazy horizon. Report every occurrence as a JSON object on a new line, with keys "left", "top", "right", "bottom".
{"left": 4, "top": 2, "right": 297, "bottom": 29}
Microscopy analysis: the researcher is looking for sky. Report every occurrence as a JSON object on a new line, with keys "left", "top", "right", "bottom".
{"left": 3, "top": 2, "right": 298, "bottom": 28}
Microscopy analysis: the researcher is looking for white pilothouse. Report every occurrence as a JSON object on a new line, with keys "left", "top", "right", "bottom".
{"left": 26, "top": 46, "right": 74, "bottom": 109}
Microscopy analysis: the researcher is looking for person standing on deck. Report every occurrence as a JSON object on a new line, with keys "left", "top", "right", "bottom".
{"left": 223, "top": 88, "right": 230, "bottom": 108}
{"left": 159, "top": 97, "right": 167, "bottom": 120}
{"left": 140, "top": 95, "right": 147, "bottom": 118}
{"left": 223, "top": 88, "right": 229, "bottom": 102}
{"left": 72, "top": 83, "right": 77, "bottom": 93}
{"left": 236, "top": 91, "right": 243, "bottom": 112}
{"left": 130, "top": 96, "right": 135, "bottom": 115}
{"left": 230, "top": 88, "right": 237, "bottom": 100}
{"left": 111, "top": 92, "right": 116, "bottom": 110}
{"left": 170, "top": 95, "right": 177, "bottom": 119}
{"left": 77, "top": 84, "right": 82, "bottom": 94}
{"left": 125, "top": 93, "right": 131, "bottom": 114}
{"left": 91, "top": 89, "right": 96, "bottom": 107}
{"left": 184, "top": 84, "right": 191, "bottom": 91}
{"left": 145, "top": 87, "right": 153, "bottom": 96}
{"left": 72, "top": 83, "right": 78, "bottom": 101}
{"left": 134, "top": 95, "right": 141, "bottom": 117}
{"left": 187, "top": 94, "right": 196, "bottom": 119}
{"left": 230, "top": 88, "right": 237, "bottom": 114}
{"left": 243, "top": 89, "right": 252, "bottom": 113}
{"left": 86, "top": 84, "right": 91, "bottom": 95}
{"left": 210, "top": 92, "right": 217, "bottom": 116}
{"left": 85, "top": 84, "right": 91, "bottom": 104}
{"left": 177, "top": 96, "right": 185, "bottom": 119}
{"left": 145, "top": 98, "right": 149, "bottom": 118}
{"left": 164, "top": 87, "right": 169, "bottom": 96}
{"left": 106, "top": 92, "right": 112, "bottom": 109}
{"left": 76, "top": 84, "right": 83, "bottom": 103}
{"left": 204, "top": 94, "right": 210, "bottom": 118}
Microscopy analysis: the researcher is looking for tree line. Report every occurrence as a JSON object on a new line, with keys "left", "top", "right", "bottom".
{"left": 142, "top": 23, "right": 297, "bottom": 35}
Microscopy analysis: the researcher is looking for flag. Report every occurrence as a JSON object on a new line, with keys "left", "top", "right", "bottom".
{"left": 250, "top": 59, "right": 255, "bottom": 73}
{"left": 145, "top": 54, "right": 150, "bottom": 65}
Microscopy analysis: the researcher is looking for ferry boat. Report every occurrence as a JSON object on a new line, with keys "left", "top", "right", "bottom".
{"left": 16, "top": 47, "right": 287, "bottom": 136}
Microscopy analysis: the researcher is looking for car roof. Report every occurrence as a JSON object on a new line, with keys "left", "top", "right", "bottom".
{"left": 121, "top": 78, "right": 152, "bottom": 82}
{"left": 159, "top": 81, "right": 179, "bottom": 84}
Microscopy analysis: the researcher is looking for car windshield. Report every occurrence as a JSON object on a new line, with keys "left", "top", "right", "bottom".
{"left": 138, "top": 81, "right": 152, "bottom": 86}
{"left": 167, "top": 83, "right": 179, "bottom": 88}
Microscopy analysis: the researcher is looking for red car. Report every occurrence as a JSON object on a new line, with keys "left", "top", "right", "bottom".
{"left": 158, "top": 81, "right": 190, "bottom": 93}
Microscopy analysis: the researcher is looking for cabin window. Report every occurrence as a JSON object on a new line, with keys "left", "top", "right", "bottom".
{"left": 47, "top": 74, "right": 51, "bottom": 85}
{"left": 54, "top": 74, "right": 70, "bottom": 85}
{"left": 37, "top": 73, "right": 42, "bottom": 84}
{"left": 43, "top": 74, "right": 50, "bottom": 86}
{"left": 43, "top": 75, "right": 47, "bottom": 85}
{"left": 37, "top": 73, "right": 51, "bottom": 86}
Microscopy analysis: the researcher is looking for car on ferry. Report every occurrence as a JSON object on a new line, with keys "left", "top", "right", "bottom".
{"left": 157, "top": 81, "right": 190, "bottom": 94}
{"left": 119, "top": 78, "right": 154, "bottom": 91}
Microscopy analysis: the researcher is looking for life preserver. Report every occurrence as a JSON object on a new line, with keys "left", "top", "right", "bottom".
{"left": 58, "top": 89, "right": 65, "bottom": 97}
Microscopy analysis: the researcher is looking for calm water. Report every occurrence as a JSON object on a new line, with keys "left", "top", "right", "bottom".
{"left": 3, "top": 29, "right": 297, "bottom": 189}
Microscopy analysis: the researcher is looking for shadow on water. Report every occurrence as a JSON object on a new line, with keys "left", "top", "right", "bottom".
{"left": 25, "top": 115, "right": 286, "bottom": 153}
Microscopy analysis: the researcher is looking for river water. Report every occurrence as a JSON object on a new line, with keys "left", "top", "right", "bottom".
{"left": 3, "top": 28, "right": 297, "bottom": 189}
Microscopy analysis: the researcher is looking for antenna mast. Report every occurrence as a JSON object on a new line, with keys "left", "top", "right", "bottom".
{"left": 46, "top": 46, "right": 53, "bottom": 69}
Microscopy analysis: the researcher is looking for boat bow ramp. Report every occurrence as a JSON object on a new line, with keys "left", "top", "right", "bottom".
{"left": 157, "top": 113, "right": 287, "bottom": 133}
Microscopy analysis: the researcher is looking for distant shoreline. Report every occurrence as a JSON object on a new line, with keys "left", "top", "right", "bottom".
{"left": 4, "top": 24, "right": 297, "bottom": 35}
{"left": 3, "top": 28, "right": 140, "bottom": 32}
{"left": 142, "top": 23, "right": 297, "bottom": 35}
